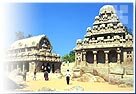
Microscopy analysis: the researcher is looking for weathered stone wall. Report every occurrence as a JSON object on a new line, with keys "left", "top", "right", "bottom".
{"left": 109, "top": 65, "right": 133, "bottom": 87}
{"left": 81, "top": 64, "right": 109, "bottom": 81}
{"left": 73, "top": 63, "right": 133, "bottom": 87}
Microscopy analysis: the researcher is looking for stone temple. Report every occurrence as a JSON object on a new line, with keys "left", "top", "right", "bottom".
{"left": 74, "top": 5, "right": 133, "bottom": 85}
{"left": 6, "top": 35, "right": 61, "bottom": 73}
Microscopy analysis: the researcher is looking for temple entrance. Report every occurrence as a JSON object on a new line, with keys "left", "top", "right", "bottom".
{"left": 86, "top": 51, "right": 94, "bottom": 64}
{"left": 36, "top": 62, "right": 56, "bottom": 73}
{"left": 109, "top": 50, "right": 117, "bottom": 63}
{"left": 41, "top": 63, "right": 46, "bottom": 72}
{"left": 25, "top": 62, "right": 29, "bottom": 72}
{"left": 52, "top": 64, "right": 55, "bottom": 73}
{"left": 97, "top": 50, "right": 105, "bottom": 63}
{"left": 46, "top": 63, "right": 51, "bottom": 73}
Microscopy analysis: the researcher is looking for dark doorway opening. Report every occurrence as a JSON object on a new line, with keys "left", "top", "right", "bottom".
{"left": 52, "top": 64, "right": 55, "bottom": 73}
{"left": 86, "top": 51, "right": 94, "bottom": 64}
{"left": 97, "top": 50, "right": 105, "bottom": 63}
{"left": 46, "top": 63, "right": 51, "bottom": 73}
{"left": 109, "top": 50, "right": 117, "bottom": 63}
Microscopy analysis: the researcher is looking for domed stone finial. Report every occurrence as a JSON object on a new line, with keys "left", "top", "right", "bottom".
{"left": 99, "top": 5, "right": 116, "bottom": 15}
{"left": 86, "top": 27, "right": 91, "bottom": 32}
{"left": 76, "top": 39, "right": 82, "bottom": 44}
{"left": 95, "top": 16, "right": 99, "bottom": 20}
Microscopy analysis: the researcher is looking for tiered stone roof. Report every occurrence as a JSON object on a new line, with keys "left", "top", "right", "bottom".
{"left": 75, "top": 5, "right": 133, "bottom": 50}
{"left": 10, "top": 35, "right": 52, "bottom": 50}
{"left": 7, "top": 35, "right": 61, "bottom": 62}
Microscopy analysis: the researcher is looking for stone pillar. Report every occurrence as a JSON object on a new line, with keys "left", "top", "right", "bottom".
{"left": 104, "top": 51, "right": 109, "bottom": 64}
{"left": 82, "top": 50, "right": 87, "bottom": 66}
{"left": 77, "top": 52, "right": 81, "bottom": 65}
{"left": 82, "top": 51, "right": 86, "bottom": 62}
{"left": 23, "top": 63, "right": 25, "bottom": 72}
{"left": 123, "top": 51, "right": 127, "bottom": 65}
{"left": 29, "top": 62, "right": 36, "bottom": 72}
{"left": 93, "top": 51, "right": 97, "bottom": 65}
{"left": 117, "top": 50, "right": 121, "bottom": 64}
{"left": 75, "top": 52, "right": 77, "bottom": 66}
{"left": 17, "top": 63, "right": 19, "bottom": 69}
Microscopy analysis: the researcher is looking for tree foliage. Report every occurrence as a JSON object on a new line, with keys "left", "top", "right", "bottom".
{"left": 15, "top": 31, "right": 33, "bottom": 41}
{"left": 26, "top": 34, "right": 33, "bottom": 38}
{"left": 15, "top": 31, "right": 25, "bottom": 40}
{"left": 62, "top": 51, "right": 75, "bottom": 63}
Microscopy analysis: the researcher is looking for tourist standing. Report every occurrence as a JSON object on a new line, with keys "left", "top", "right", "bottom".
{"left": 65, "top": 69, "right": 71, "bottom": 85}
{"left": 33, "top": 69, "right": 37, "bottom": 80}
{"left": 44, "top": 70, "right": 49, "bottom": 81}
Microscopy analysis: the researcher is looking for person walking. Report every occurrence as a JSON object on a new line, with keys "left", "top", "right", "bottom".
{"left": 65, "top": 69, "right": 71, "bottom": 85}
{"left": 33, "top": 69, "right": 37, "bottom": 80}
{"left": 44, "top": 70, "right": 49, "bottom": 81}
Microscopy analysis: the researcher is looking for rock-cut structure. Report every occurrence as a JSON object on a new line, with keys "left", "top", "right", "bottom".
{"left": 74, "top": 5, "right": 133, "bottom": 86}
{"left": 6, "top": 35, "right": 61, "bottom": 73}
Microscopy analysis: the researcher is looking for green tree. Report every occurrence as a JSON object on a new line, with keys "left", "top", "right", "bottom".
{"left": 15, "top": 31, "right": 25, "bottom": 40}
{"left": 15, "top": 31, "right": 33, "bottom": 40}
{"left": 26, "top": 34, "right": 33, "bottom": 38}
{"left": 62, "top": 50, "right": 75, "bottom": 63}
{"left": 69, "top": 51, "right": 75, "bottom": 62}
{"left": 62, "top": 54, "right": 69, "bottom": 62}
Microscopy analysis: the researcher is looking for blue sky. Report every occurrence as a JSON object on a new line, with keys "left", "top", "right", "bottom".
{"left": 6, "top": 3, "right": 133, "bottom": 56}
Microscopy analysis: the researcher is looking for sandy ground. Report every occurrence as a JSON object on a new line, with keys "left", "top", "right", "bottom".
{"left": 17, "top": 75, "right": 133, "bottom": 92}
{"left": 15, "top": 63, "right": 133, "bottom": 93}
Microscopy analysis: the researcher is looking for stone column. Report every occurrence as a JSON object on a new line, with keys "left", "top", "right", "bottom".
{"left": 82, "top": 51, "right": 86, "bottom": 61}
{"left": 117, "top": 50, "right": 121, "bottom": 64}
{"left": 123, "top": 51, "right": 127, "bottom": 65}
{"left": 74, "top": 51, "right": 81, "bottom": 66}
{"left": 29, "top": 62, "right": 36, "bottom": 72}
{"left": 17, "top": 63, "right": 19, "bottom": 69}
{"left": 82, "top": 50, "right": 87, "bottom": 66}
{"left": 23, "top": 63, "right": 25, "bottom": 72}
{"left": 104, "top": 51, "right": 109, "bottom": 64}
{"left": 93, "top": 51, "right": 97, "bottom": 65}
{"left": 77, "top": 52, "right": 81, "bottom": 65}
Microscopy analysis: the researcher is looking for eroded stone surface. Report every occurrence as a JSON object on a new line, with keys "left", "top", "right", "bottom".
{"left": 74, "top": 5, "right": 133, "bottom": 87}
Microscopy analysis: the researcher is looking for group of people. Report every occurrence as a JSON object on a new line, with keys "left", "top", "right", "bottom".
{"left": 33, "top": 68, "right": 49, "bottom": 81}
{"left": 33, "top": 69, "right": 71, "bottom": 85}
{"left": 22, "top": 67, "right": 71, "bottom": 85}
{"left": 21, "top": 69, "right": 49, "bottom": 81}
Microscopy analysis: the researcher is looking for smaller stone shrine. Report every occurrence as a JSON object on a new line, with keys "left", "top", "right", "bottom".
{"left": 6, "top": 34, "right": 62, "bottom": 73}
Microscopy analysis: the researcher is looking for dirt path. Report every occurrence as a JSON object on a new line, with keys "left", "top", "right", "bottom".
{"left": 17, "top": 74, "right": 133, "bottom": 92}
{"left": 15, "top": 62, "right": 134, "bottom": 92}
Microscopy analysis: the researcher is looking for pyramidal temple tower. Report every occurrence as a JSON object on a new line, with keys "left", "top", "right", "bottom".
{"left": 75, "top": 5, "right": 133, "bottom": 66}
{"left": 74, "top": 5, "right": 133, "bottom": 85}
